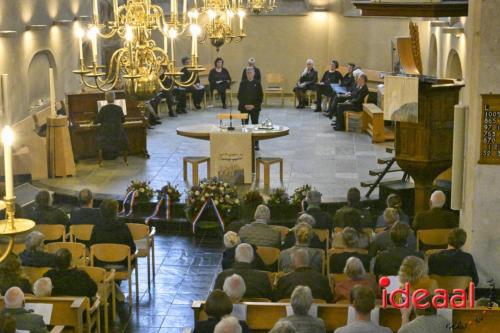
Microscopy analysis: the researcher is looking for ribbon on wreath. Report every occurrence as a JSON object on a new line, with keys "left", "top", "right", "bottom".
{"left": 120, "top": 190, "right": 137, "bottom": 216}
{"left": 191, "top": 197, "right": 225, "bottom": 234}
{"left": 145, "top": 194, "right": 175, "bottom": 225}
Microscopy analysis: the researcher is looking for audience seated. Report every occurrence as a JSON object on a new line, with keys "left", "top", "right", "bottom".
{"left": 374, "top": 223, "right": 423, "bottom": 278}
{"left": 43, "top": 248, "right": 97, "bottom": 298}
{"left": 89, "top": 199, "right": 137, "bottom": 267}
{"left": 27, "top": 190, "right": 68, "bottom": 226}
{"left": 398, "top": 294, "right": 450, "bottom": 333}
{"left": 333, "top": 188, "right": 372, "bottom": 229}
{"left": 279, "top": 222, "right": 323, "bottom": 273}
{"left": 0, "top": 254, "right": 32, "bottom": 294}
{"left": 294, "top": 59, "right": 319, "bottom": 109}
{"left": 428, "top": 228, "right": 479, "bottom": 285}
{"left": 214, "top": 315, "right": 244, "bottom": 333}
{"left": 398, "top": 256, "right": 438, "bottom": 293}
{"left": 238, "top": 205, "right": 281, "bottom": 248}
{"left": 334, "top": 257, "right": 379, "bottom": 302}
{"left": 332, "top": 210, "right": 370, "bottom": 250}
{"left": 282, "top": 214, "right": 324, "bottom": 250}
{"left": 194, "top": 290, "right": 249, "bottom": 333}
{"left": 19, "top": 231, "right": 56, "bottom": 267}
{"left": 330, "top": 228, "right": 371, "bottom": 274}
{"left": 376, "top": 194, "right": 409, "bottom": 227}
{"left": 334, "top": 285, "right": 391, "bottom": 333}
{"left": 276, "top": 286, "right": 326, "bottom": 333}
{"left": 69, "top": 188, "right": 101, "bottom": 226}
{"left": 331, "top": 74, "right": 369, "bottom": 131}
{"left": 369, "top": 209, "right": 416, "bottom": 257}
{"left": 222, "top": 231, "right": 267, "bottom": 270}
{"left": 270, "top": 321, "right": 297, "bottom": 333}
{"left": 1, "top": 287, "right": 48, "bottom": 333}
{"left": 275, "top": 249, "right": 333, "bottom": 302}
{"left": 412, "top": 190, "right": 458, "bottom": 231}
{"left": 33, "top": 277, "right": 53, "bottom": 297}
{"left": 215, "top": 243, "right": 272, "bottom": 299}
{"left": 314, "top": 60, "right": 343, "bottom": 113}
{"left": 209, "top": 57, "right": 232, "bottom": 109}
{"left": 304, "top": 190, "right": 332, "bottom": 231}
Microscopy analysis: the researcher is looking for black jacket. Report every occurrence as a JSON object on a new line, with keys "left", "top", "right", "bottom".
{"left": 341, "top": 73, "right": 355, "bottom": 90}
{"left": 237, "top": 79, "right": 263, "bottom": 113}
{"left": 194, "top": 317, "right": 250, "bottom": 333}
{"left": 374, "top": 247, "right": 424, "bottom": 278}
{"left": 44, "top": 268, "right": 97, "bottom": 298}
{"left": 348, "top": 84, "right": 369, "bottom": 110}
{"left": 28, "top": 206, "right": 69, "bottom": 226}
{"left": 297, "top": 69, "right": 318, "bottom": 89}
{"left": 429, "top": 249, "right": 479, "bottom": 285}
{"left": 89, "top": 218, "right": 136, "bottom": 267}
{"left": 274, "top": 267, "right": 333, "bottom": 302}
{"left": 214, "top": 262, "right": 272, "bottom": 299}
{"left": 181, "top": 67, "right": 201, "bottom": 85}
{"left": 306, "top": 207, "right": 333, "bottom": 232}
{"left": 94, "top": 103, "right": 128, "bottom": 152}
{"left": 320, "top": 70, "right": 342, "bottom": 85}
{"left": 412, "top": 208, "right": 459, "bottom": 231}
{"left": 69, "top": 207, "right": 101, "bottom": 226}
{"left": 241, "top": 67, "right": 262, "bottom": 82}
{"left": 209, "top": 68, "right": 231, "bottom": 87}
{"left": 20, "top": 250, "right": 56, "bottom": 267}
{"left": 329, "top": 251, "right": 371, "bottom": 274}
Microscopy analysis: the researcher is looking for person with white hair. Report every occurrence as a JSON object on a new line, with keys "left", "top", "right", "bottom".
{"left": 1, "top": 287, "right": 48, "bottom": 333}
{"left": 214, "top": 315, "right": 243, "bottom": 333}
{"left": 294, "top": 59, "right": 318, "bottom": 109}
{"left": 304, "top": 190, "right": 332, "bottom": 231}
{"left": 279, "top": 222, "right": 323, "bottom": 273}
{"left": 270, "top": 320, "right": 297, "bottom": 333}
{"left": 282, "top": 214, "right": 324, "bottom": 250}
{"left": 370, "top": 209, "right": 417, "bottom": 257}
{"left": 223, "top": 274, "right": 246, "bottom": 303}
{"left": 222, "top": 231, "right": 267, "bottom": 270}
{"left": 215, "top": 243, "right": 272, "bottom": 299}
{"left": 334, "top": 257, "right": 378, "bottom": 302}
{"left": 19, "top": 231, "right": 56, "bottom": 267}
{"left": 398, "top": 256, "right": 438, "bottom": 294}
{"left": 238, "top": 205, "right": 280, "bottom": 248}
{"left": 412, "top": 190, "right": 458, "bottom": 231}
{"left": 277, "top": 286, "right": 326, "bottom": 333}
{"left": 237, "top": 66, "right": 264, "bottom": 150}
{"left": 275, "top": 249, "right": 333, "bottom": 302}
{"left": 33, "top": 277, "right": 53, "bottom": 297}
{"left": 241, "top": 57, "right": 261, "bottom": 82}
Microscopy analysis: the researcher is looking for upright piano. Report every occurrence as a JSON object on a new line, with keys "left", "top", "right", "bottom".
{"left": 66, "top": 91, "right": 148, "bottom": 160}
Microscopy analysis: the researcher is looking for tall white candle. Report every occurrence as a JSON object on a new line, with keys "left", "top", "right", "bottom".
{"left": 1, "top": 75, "right": 9, "bottom": 126}
{"left": 2, "top": 126, "right": 14, "bottom": 200}
{"left": 90, "top": 29, "right": 98, "bottom": 63}
{"left": 183, "top": 0, "right": 187, "bottom": 19}
{"left": 163, "top": 32, "right": 169, "bottom": 57}
{"left": 93, "top": 0, "right": 99, "bottom": 17}
{"left": 113, "top": 0, "right": 119, "bottom": 20}
{"left": 170, "top": 37, "right": 175, "bottom": 64}
{"left": 239, "top": 15, "right": 243, "bottom": 32}
{"left": 77, "top": 29, "right": 84, "bottom": 61}
{"left": 49, "top": 68, "right": 56, "bottom": 117}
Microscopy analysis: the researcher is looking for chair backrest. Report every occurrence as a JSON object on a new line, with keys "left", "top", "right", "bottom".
{"left": 22, "top": 266, "right": 51, "bottom": 284}
{"left": 277, "top": 298, "right": 327, "bottom": 304}
{"left": 416, "top": 229, "right": 452, "bottom": 251}
{"left": 45, "top": 242, "right": 87, "bottom": 267}
{"left": 126, "top": 223, "right": 150, "bottom": 241}
{"left": 256, "top": 246, "right": 280, "bottom": 267}
{"left": 77, "top": 265, "right": 114, "bottom": 300}
{"left": 241, "top": 297, "right": 272, "bottom": 302}
{"left": 90, "top": 243, "right": 131, "bottom": 265}
{"left": 265, "top": 73, "right": 284, "bottom": 87}
{"left": 34, "top": 224, "right": 66, "bottom": 242}
{"left": 270, "top": 225, "right": 290, "bottom": 242}
{"left": 69, "top": 224, "right": 94, "bottom": 242}
{"left": 430, "top": 274, "right": 473, "bottom": 293}
{"left": 327, "top": 248, "right": 369, "bottom": 275}
{"left": 313, "top": 229, "right": 329, "bottom": 243}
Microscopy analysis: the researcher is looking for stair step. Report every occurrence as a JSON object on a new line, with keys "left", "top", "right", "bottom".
{"left": 377, "top": 157, "right": 394, "bottom": 164}
{"left": 386, "top": 147, "right": 395, "bottom": 154}
{"left": 360, "top": 178, "right": 404, "bottom": 188}
{"left": 369, "top": 168, "right": 403, "bottom": 176}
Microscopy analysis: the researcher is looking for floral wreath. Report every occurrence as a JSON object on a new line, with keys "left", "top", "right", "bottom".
{"left": 291, "top": 184, "right": 313, "bottom": 205}
{"left": 266, "top": 187, "right": 290, "bottom": 208}
{"left": 157, "top": 182, "right": 182, "bottom": 202}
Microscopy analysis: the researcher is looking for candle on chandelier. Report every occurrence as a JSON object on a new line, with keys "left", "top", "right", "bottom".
{"left": 238, "top": 10, "right": 245, "bottom": 33}
{"left": 1, "top": 74, "right": 14, "bottom": 200}
{"left": 113, "top": 0, "right": 119, "bottom": 19}
{"left": 77, "top": 28, "right": 84, "bottom": 61}
{"left": 183, "top": 0, "right": 187, "bottom": 19}
{"left": 171, "top": 0, "right": 177, "bottom": 17}
{"left": 93, "top": 0, "right": 99, "bottom": 20}
{"left": 49, "top": 68, "right": 56, "bottom": 117}
{"left": 163, "top": 26, "right": 169, "bottom": 57}
{"left": 190, "top": 24, "right": 200, "bottom": 58}
{"left": 169, "top": 29, "right": 177, "bottom": 64}
{"left": 89, "top": 28, "right": 98, "bottom": 63}
{"left": 145, "top": 0, "right": 151, "bottom": 15}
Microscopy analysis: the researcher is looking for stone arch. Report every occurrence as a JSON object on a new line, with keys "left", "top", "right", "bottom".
{"left": 27, "top": 50, "right": 57, "bottom": 109}
{"left": 428, "top": 34, "right": 438, "bottom": 77}
{"left": 445, "top": 49, "right": 463, "bottom": 81}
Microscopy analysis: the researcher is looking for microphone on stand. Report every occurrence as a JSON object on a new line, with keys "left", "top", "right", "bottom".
{"left": 227, "top": 105, "right": 235, "bottom": 131}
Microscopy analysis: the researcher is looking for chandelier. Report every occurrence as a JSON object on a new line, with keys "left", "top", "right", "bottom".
{"left": 73, "top": 0, "right": 204, "bottom": 101}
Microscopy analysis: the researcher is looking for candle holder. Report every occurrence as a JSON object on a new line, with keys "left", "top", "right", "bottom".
{"left": 72, "top": 59, "right": 91, "bottom": 75}
{"left": 0, "top": 197, "right": 35, "bottom": 262}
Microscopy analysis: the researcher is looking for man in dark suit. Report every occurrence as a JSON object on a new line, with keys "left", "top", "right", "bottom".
{"left": 238, "top": 66, "right": 264, "bottom": 150}
{"left": 175, "top": 56, "right": 205, "bottom": 113}
{"left": 412, "top": 190, "right": 459, "bottom": 231}
{"left": 240, "top": 57, "right": 261, "bottom": 82}
{"left": 274, "top": 248, "right": 333, "bottom": 302}
{"left": 374, "top": 222, "right": 424, "bottom": 278}
{"left": 214, "top": 243, "right": 272, "bottom": 299}
{"left": 333, "top": 74, "right": 369, "bottom": 131}
{"left": 304, "top": 190, "right": 332, "bottom": 231}
{"left": 2, "top": 287, "right": 48, "bottom": 333}
{"left": 69, "top": 188, "right": 101, "bottom": 226}
{"left": 428, "top": 228, "right": 478, "bottom": 285}
{"left": 333, "top": 188, "right": 372, "bottom": 229}
{"left": 27, "top": 190, "right": 68, "bottom": 226}
{"left": 314, "top": 60, "right": 343, "bottom": 112}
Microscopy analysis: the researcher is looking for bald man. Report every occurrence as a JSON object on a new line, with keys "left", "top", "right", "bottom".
{"left": 1, "top": 287, "right": 48, "bottom": 333}
{"left": 412, "top": 190, "right": 459, "bottom": 231}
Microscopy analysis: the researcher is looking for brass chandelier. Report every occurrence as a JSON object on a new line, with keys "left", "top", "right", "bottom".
{"left": 74, "top": 0, "right": 204, "bottom": 101}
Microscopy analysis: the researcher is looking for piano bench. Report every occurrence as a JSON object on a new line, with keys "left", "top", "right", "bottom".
{"left": 183, "top": 156, "right": 210, "bottom": 186}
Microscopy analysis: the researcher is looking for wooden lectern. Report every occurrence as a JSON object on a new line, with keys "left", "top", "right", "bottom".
{"left": 47, "top": 116, "right": 76, "bottom": 177}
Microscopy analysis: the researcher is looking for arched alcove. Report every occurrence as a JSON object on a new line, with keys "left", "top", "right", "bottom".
{"left": 27, "top": 50, "right": 56, "bottom": 109}
{"left": 445, "top": 49, "right": 463, "bottom": 81}
{"left": 428, "top": 34, "right": 438, "bottom": 77}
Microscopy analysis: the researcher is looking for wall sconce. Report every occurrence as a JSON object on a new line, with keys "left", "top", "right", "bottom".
{"left": 442, "top": 26, "right": 465, "bottom": 37}
{"left": 0, "top": 31, "right": 18, "bottom": 37}
{"left": 26, "top": 25, "right": 49, "bottom": 31}
{"left": 53, "top": 20, "right": 74, "bottom": 26}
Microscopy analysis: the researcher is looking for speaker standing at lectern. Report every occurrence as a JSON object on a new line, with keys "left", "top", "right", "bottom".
{"left": 238, "top": 67, "right": 263, "bottom": 150}
{"left": 94, "top": 91, "right": 128, "bottom": 161}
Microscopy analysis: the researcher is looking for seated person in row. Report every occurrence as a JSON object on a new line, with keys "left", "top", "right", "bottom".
{"left": 69, "top": 188, "right": 101, "bottom": 226}
{"left": 332, "top": 74, "right": 369, "bottom": 131}
{"left": 369, "top": 208, "right": 416, "bottom": 257}
{"left": 19, "top": 231, "right": 56, "bottom": 267}
{"left": 0, "top": 254, "right": 32, "bottom": 295}
{"left": 332, "top": 210, "right": 370, "bottom": 250}
{"left": 222, "top": 231, "right": 267, "bottom": 270}
{"left": 239, "top": 204, "right": 281, "bottom": 248}
{"left": 314, "top": 60, "right": 342, "bottom": 113}
{"left": 33, "top": 277, "right": 53, "bottom": 297}
{"left": 175, "top": 56, "right": 206, "bottom": 113}
{"left": 238, "top": 66, "right": 263, "bottom": 150}
{"left": 330, "top": 228, "right": 371, "bottom": 274}
{"left": 241, "top": 57, "right": 261, "bottom": 82}
{"left": 398, "top": 256, "right": 438, "bottom": 294}
{"left": 334, "top": 257, "right": 379, "bottom": 303}
{"left": 374, "top": 222, "right": 423, "bottom": 278}
{"left": 44, "top": 248, "right": 97, "bottom": 298}
{"left": 275, "top": 248, "right": 333, "bottom": 302}
{"left": 376, "top": 193, "right": 409, "bottom": 227}
{"left": 223, "top": 274, "right": 246, "bottom": 305}
{"left": 150, "top": 74, "right": 177, "bottom": 117}
{"left": 428, "top": 228, "right": 478, "bottom": 285}
{"left": 303, "top": 190, "right": 332, "bottom": 231}
{"left": 398, "top": 294, "right": 450, "bottom": 333}
{"left": 294, "top": 59, "right": 318, "bottom": 109}
{"left": 277, "top": 286, "right": 326, "bottom": 333}
{"left": 215, "top": 243, "right": 272, "bottom": 299}
{"left": 209, "top": 57, "right": 232, "bottom": 109}
{"left": 27, "top": 190, "right": 68, "bottom": 226}
{"left": 333, "top": 188, "right": 372, "bottom": 229}
{"left": 412, "top": 190, "right": 458, "bottom": 231}
{"left": 279, "top": 222, "right": 323, "bottom": 273}
{"left": 324, "top": 62, "right": 356, "bottom": 117}
{"left": 282, "top": 214, "right": 324, "bottom": 250}
{"left": 334, "top": 285, "right": 391, "bottom": 333}
{"left": 1, "top": 287, "right": 48, "bottom": 333}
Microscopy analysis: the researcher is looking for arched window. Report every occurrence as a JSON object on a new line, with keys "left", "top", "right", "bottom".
{"left": 445, "top": 49, "right": 463, "bottom": 81}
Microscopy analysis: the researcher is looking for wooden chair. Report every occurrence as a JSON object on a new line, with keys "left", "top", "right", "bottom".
{"left": 183, "top": 156, "right": 210, "bottom": 186}
{"left": 313, "top": 228, "right": 330, "bottom": 251}
{"left": 264, "top": 73, "right": 285, "bottom": 107}
{"left": 22, "top": 266, "right": 51, "bottom": 284}
{"left": 326, "top": 248, "right": 369, "bottom": 275}
{"left": 294, "top": 90, "right": 316, "bottom": 108}
{"left": 270, "top": 225, "right": 290, "bottom": 243}
{"left": 416, "top": 229, "right": 453, "bottom": 251}
{"left": 34, "top": 224, "right": 66, "bottom": 243}
{"left": 430, "top": 274, "right": 473, "bottom": 293}
{"left": 255, "top": 157, "right": 283, "bottom": 186}
{"left": 46, "top": 242, "right": 87, "bottom": 267}
{"left": 78, "top": 266, "right": 116, "bottom": 333}
{"left": 256, "top": 246, "right": 280, "bottom": 267}
{"left": 127, "top": 223, "right": 156, "bottom": 290}
{"left": 187, "top": 90, "right": 208, "bottom": 110}
{"left": 90, "top": 243, "right": 139, "bottom": 306}
{"left": 362, "top": 103, "right": 394, "bottom": 143}
{"left": 69, "top": 224, "right": 94, "bottom": 243}
{"left": 212, "top": 88, "right": 233, "bottom": 107}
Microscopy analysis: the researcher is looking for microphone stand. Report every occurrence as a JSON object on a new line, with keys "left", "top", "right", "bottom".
{"left": 227, "top": 106, "right": 235, "bottom": 131}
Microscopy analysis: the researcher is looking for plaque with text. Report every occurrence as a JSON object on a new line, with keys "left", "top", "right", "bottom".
{"left": 479, "top": 94, "right": 500, "bottom": 164}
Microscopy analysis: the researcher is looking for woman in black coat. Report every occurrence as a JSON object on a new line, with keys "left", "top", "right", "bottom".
{"left": 293, "top": 59, "right": 318, "bottom": 109}
{"left": 209, "top": 57, "right": 232, "bottom": 109}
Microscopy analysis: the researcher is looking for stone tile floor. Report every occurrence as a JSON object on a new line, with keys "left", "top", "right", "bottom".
{"left": 37, "top": 100, "right": 399, "bottom": 202}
